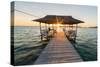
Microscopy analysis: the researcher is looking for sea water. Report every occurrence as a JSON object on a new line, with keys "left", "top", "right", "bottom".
{"left": 12, "top": 26, "right": 97, "bottom": 65}
{"left": 76, "top": 28, "right": 97, "bottom": 61}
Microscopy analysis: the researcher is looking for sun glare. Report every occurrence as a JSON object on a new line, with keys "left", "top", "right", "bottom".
{"left": 57, "top": 24, "right": 62, "bottom": 32}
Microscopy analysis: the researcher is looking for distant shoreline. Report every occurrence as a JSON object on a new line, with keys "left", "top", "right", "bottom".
{"left": 11, "top": 26, "right": 97, "bottom": 28}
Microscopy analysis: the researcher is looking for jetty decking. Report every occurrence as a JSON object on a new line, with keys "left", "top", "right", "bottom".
{"left": 34, "top": 31, "right": 83, "bottom": 64}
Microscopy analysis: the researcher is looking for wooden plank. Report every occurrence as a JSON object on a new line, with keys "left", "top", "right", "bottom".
{"left": 34, "top": 31, "right": 83, "bottom": 64}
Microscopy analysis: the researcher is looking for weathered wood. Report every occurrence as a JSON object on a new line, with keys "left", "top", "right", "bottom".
{"left": 34, "top": 31, "right": 82, "bottom": 64}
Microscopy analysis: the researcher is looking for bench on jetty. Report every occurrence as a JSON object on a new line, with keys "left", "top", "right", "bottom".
{"left": 32, "top": 15, "right": 84, "bottom": 64}
{"left": 34, "top": 31, "right": 83, "bottom": 64}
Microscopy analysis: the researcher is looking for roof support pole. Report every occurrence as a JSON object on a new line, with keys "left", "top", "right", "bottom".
{"left": 45, "top": 23, "right": 48, "bottom": 40}
{"left": 68, "top": 24, "right": 70, "bottom": 31}
{"left": 51, "top": 24, "right": 54, "bottom": 37}
{"left": 47, "top": 24, "right": 49, "bottom": 40}
{"left": 40, "top": 22, "right": 42, "bottom": 41}
{"left": 45, "top": 23, "right": 47, "bottom": 31}
{"left": 74, "top": 24, "right": 78, "bottom": 43}
{"left": 53, "top": 24, "right": 55, "bottom": 36}
{"left": 72, "top": 24, "right": 73, "bottom": 30}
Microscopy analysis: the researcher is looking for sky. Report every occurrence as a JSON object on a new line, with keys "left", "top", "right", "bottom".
{"left": 12, "top": 1, "right": 97, "bottom": 27}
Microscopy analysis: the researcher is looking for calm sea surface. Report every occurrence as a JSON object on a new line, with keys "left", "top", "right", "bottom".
{"left": 13, "top": 26, "right": 97, "bottom": 65}
{"left": 76, "top": 28, "right": 97, "bottom": 61}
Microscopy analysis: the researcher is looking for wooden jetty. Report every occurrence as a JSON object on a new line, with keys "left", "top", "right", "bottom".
{"left": 32, "top": 15, "right": 84, "bottom": 64}
{"left": 34, "top": 31, "right": 83, "bottom": 64}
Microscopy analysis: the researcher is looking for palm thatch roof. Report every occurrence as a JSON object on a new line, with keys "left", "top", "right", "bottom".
{"left": 33, "top": 15, "right": 84, "bottom": 24}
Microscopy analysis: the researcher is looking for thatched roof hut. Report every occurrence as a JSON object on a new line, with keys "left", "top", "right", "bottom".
{"left": 33, "top": 15, "right": 84, "bottom": 24}
{"left": 32, "top": 15, "right": 84, "bottom": 41}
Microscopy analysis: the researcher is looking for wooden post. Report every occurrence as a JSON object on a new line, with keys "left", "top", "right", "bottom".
{"left": 74, "top": 24, "right": 78, "bottom": 42}
{"left": 53, "top": 24, "right": 54, "bottom": 29}
{"left": 40, "top": 22, "right": 42, "bottom": 40}
{"left": 47, "top": 24, "right": 49, "bottom": 40}
{"left": 46, "top": 24, "right": 48, "bottom": 30}
{"left": 45, "top": 23, "right": 48, "bottom": 40}
{"left": 45, "top": 23, "right": 47, "bottom": 30}
{"left": 53, "top": 24, "right": 55, "bottom": 36}
{"left": 72, "top": 24, "right": 73, "bottom": 30}
{"left": 66, "top": 25, "right": 67, "bottom": 30}
{"left": 52, "top": 24, "right": 53, "bottom": 36}
{"left": 68, "top": 24, "right": 70, "bottom": 31}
